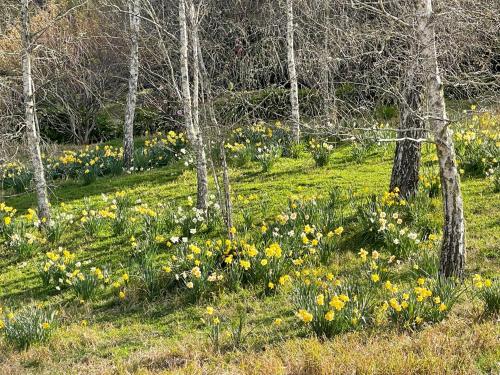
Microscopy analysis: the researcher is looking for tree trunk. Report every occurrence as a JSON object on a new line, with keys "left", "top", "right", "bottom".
{"left": 180, "top": 0, "right": 208, "bottom": 210}
{"left": 390, "top": 73, "right": 424, "bottom": 198}
{"left": 286, "top": 0, "right": 300, "bottom": 142}
{"left": 418, "top": 0, "right": 466, "bottom": 278}
{"left": 21, "top": 0, "right": 51, "bottom": 224}
{"left": 123, "top": 0, "right": 140, "bottom": 170}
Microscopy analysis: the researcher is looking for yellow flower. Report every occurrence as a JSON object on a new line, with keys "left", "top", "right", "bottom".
{"left": 260, "top": 259, "right": 268, "bottom": 266}
{"left": 122, "top": 273, "right": 129, "bottom": 282}
{"left": 415, "top": 316, "right": 423, "bottom": 324}
{"left": 389, "top": 298, "right": 402, "bottom": 312}
{"left": 334, "top": 226, "right": 344, "bottom": 236}
{"left": 358, "top": 248, "right": 368, "bottom": 262}
{"left": 213, "top": 317, "right": 220, "bottom": 325}
{"left": 206, "top": 306, "right": 214, "bottom": 315}
{"left": 438, "top": 303, "right": 447, "bottom": 312}
{"left": 0, "top": 320, "right": 5, "bottom": 330}
{"left": 265, "top": 243, "right": 282, "bottom": 258}
{"left": 119, "top": 291, "right": 126, "bottom": 299}
{"left": 41, "top": 322, "right": 50, "bottom": 330}
{"left": 274, "top": 318, "right": 283, "bottom": 326}
{"left": 239, "top": 259, "right": 251, "bottom": 270}
{"left": 417, "top": 277, "right": 425, "bottom": 286}
{"left": 484, "top": 279, "right": 492, "bottom": 287}
{"left": 230, "top": 226, "right": 237, "bottom": 234}
{"left": 324, "top": 310, "right": 335, "bottom": 321}
{"left": 316, "top": 294, "right": 325, "bottom": 306}
{"left": 371, "top": 274, "right": 380, "bottom": 283}
{"left": 297, "top": 309, "right": 313, "bottom": 323}
{"left": 3, "top": 216, "right": 11, "bottom": 225}
{"left": 268, "top": 282, "right": 275, "bottom": 289}
{"left": 329, "top": 296, "right": 345, "bottom": 311}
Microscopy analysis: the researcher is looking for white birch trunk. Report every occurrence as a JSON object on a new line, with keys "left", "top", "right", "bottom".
{"left": 418, "top": 0, "right": 466, "bottom": 278}
{"left": 286, "top": 0, "right": 300, "bottom": 142}
{"left": 21, "top": 0, "right": 51, "bottom": 224}
{"left": 180, "top": 0, "right": 208, "bottom": 209}
{"left": 123, "top": 0, "right": 140, "bottom": 169}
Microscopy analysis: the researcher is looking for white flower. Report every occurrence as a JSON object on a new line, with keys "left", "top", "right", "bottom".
{"left": 190, "top": 228, "right": 197, "bottom": 235}
{"left": 170, "top": 236, "right": 179, "bottom": 243}
{"left": 393, "top": 239, "right": 400, "bottom": 245}
{"left": 408, "top": 232, "right": 418, "bottom": 240}
{"left": 182, "top": 237, "right": 188, "bottom": 243}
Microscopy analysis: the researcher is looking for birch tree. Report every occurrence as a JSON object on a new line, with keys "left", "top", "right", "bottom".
{"left": 418, "top": 0, "right": 466, "bottom": 278}
{"left": 179, "top": 0, "right": 208, "bottom": 209}
{"left": 286, "top": 0, "right": 300, "bottom": 142}
{"left": 20, "top": 0, "right": 51, "bottom": 224}
{"left": 123, "top": 0, "right": 140, "bottom": 169}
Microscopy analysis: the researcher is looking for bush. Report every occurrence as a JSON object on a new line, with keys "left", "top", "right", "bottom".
{"left": 1, "top": 306, "right": 57, "bottom": 350}
{"left": 214, "top": 88, "right": 322, "bottom": 124}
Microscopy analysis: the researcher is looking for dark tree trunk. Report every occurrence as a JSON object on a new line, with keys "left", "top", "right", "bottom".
{"left": 390, "top": 85, "right": 424, "bottom": 198}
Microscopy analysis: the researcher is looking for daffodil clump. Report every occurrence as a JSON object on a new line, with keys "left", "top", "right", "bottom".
{"left": 308, "top": 138, "right": 334, "bottom": 167}
{"left": 472, "top": 274, "right": 499, "bottom": 315}
{"left": 0, "top": 202, "right": 16, "bottom": 236}
{"left": 454, "top": 109, "right": 499, "bottom": 177}
{"left": 0, "top": 305, "right": 57, "bottom": 350}
{"left": 0, "top": 161, "right": 32, "bottom": 193}
{"left": 0, "top": 131, "right": 186, "bottom": 192}
{"left": 384, "top": 277, "right": 461, "bottom": 330}
{"left": 419, "top": 168, "right": 440, "bottom": 198}
{"left": 225, "top": 120, "right": 292, "bottom": 167}
{"left": 292, "top": 268, "right": 376, "bottom": 338}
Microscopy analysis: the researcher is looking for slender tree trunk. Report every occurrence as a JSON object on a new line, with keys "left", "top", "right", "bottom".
{"left": 21, "top": 0, "right": 51, "bottom": 224}
{"left": 123, "top": 0, "right": 140, "bottom": 170}
{"left": 286, "top": 0, "right": 300, "bottom": 142}
{"left": 195, "top": 23, "right": 233, "bottom": 236}
{"left": 180, "top": 0, "right": 208, "bottom": 209}
{"left": 390, "top": 62, "right": 424, "bottom": 198}
{"left": 418, "top": 0, "right": 466, "bottom": 278}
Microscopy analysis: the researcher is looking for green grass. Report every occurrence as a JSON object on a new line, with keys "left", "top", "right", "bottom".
{"left": 0, "top": 144, "right": 499, "bottom": 374}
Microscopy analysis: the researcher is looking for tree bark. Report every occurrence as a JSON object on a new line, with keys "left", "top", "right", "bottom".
{"left": 21, "top": 0, "right": 51, "bottom": 224}
{"left": 180, "top": 0, "right": 208, "bottom": 209}
{"left": 418, "top": 0, "right": 466, "bottom": 278}
{"left": 390, "top": 67, "right": 424, "bottom": 198}
{"left": 286, "top": 0, "right": 300, "bottom": 142}
{"left": 123, "top": 0, "right": 140, "bottom": 170}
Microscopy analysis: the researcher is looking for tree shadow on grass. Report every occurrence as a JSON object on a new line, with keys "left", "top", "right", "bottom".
{"left": 5, "top": 166, "right": 185, "bottom": 211}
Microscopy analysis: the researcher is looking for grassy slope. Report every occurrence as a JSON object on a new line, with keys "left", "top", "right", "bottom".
{"left": 0, "top": 145, "right": 499, "bottom": 375}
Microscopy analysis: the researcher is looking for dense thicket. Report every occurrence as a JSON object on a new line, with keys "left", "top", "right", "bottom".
{"left": 0, "top": 0, "right": 498, "bottom": 148}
